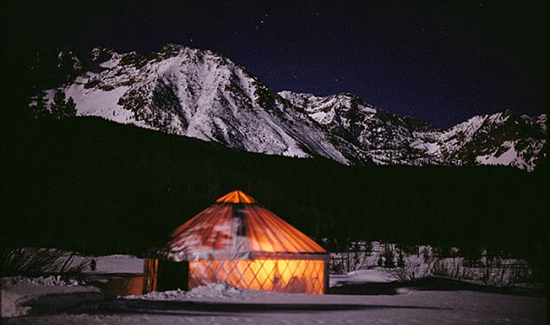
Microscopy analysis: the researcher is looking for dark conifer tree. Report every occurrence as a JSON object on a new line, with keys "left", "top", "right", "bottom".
{"left": 397, "top": 251, "right": 405, "bottom": 267}
{"left": 50, "top": 90, "right": 67, "bottom": 120}
{"left": 50, "top": 91, "right": 77, "bottom": 119}
{"left": 30, "top": 92, "right": 50, "bottom": 118}
{"left": 383, "top": 247, "right": 395, "bottom": 268}
{"left": 63, "top": 97, "right": 77, "bottom": 118}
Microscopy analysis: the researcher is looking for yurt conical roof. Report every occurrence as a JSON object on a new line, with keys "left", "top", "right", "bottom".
{"left": 145, "top": 190, "right": 328, "bottom": 262}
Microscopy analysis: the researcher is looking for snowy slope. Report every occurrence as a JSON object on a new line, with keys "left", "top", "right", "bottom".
{"left": 280, "top": 91, "right": 440, "bottom": 165}
{"left": 33, "top": 45, "right": 546, "bottom": 171}
{"left": 281, "top": 91, "right": 546, "bottom": 171}
{"left": 42, "top": 45, "right": 349, "bottom": 164}
{"left": 429, "top": 110, "right": 547, "bottom": 171}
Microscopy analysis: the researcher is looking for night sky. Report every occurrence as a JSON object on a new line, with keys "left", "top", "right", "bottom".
{"left": 8, "top": 0, "right": 548, "bottom": 128}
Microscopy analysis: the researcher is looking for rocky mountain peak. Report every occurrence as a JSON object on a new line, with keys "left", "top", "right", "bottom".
{"left": 29, "top": 44, "right": 546, "bottom": 171}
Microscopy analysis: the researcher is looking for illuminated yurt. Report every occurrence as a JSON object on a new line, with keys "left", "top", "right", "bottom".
{"left": 143, "top": 190, "right": 329, "bottom": 295}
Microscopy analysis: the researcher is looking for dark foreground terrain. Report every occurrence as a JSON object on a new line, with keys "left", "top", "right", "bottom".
{"left": 2, "top": 117, "right": 548, "bottom": 264}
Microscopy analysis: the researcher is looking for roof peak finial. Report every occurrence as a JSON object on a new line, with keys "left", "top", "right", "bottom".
{"left": 216, "top": 190, "right": 256, "bottom": 204}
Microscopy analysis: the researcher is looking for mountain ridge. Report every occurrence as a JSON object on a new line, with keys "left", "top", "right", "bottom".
{"left": 29, "top": 44, "right": 547, "bottom": 171}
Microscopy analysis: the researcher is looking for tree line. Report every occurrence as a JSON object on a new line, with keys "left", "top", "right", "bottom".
{"left": 2, "top": 117, "right": 547, "bottom": 269}
{"left": 29, "top": 90, "right": 76, "bottom": 119}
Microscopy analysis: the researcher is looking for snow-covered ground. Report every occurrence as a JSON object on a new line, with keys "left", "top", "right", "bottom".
{"left": 82, "top": 254, "right": 143, "bottom": 274}
{"left": 1, "top": 255, "right": 546, "bottom": 324}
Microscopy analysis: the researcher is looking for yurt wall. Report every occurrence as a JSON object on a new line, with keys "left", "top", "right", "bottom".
{"left": 189, "top": 259, "right": 327, "bottom": 294}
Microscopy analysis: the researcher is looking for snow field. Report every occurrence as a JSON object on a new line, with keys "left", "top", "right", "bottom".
{"left": 1, "top": 245, "right": 545, "bottom": 323}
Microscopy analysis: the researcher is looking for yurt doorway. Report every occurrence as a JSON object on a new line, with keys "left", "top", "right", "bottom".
{"left": 156, "top": 260, "right": 189, "bottom": 292}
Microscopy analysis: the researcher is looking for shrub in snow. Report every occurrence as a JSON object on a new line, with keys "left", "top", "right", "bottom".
{"left": 460, "top": 245, "right": 483, "bottom": 267}
{"left": 330, "top": 257, "right": 346, "bottom": 274}
{"left": 0, "top": 247, "right": 90, "bottom": 277}
{"left": 329, "top": 241, "right": 378, "bottom": 274}
{"left": 1, "top": 275, "right": 81, "bottom": 287}
{"left": 479, "top": 257, "right": 533, "bottom": 287}
{"left": 328, "top": 241, "right": 538, "bottom": 287}
{"left": 90, "top": 259, "right": 97, "bottom": 271}
{"left": 432, "top": 258, "right": 473, "bottom": 280}
{"left": 421, "top": 247, "right": 430, "bottom": 264}
{"left": 386, "top": 253, "right": 433, "bottom": 282}
{"left": 428, "top": 254, "right": 533, "bottom": 287}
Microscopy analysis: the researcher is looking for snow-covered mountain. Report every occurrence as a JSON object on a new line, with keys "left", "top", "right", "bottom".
{"left": 280, "top": 91, "right": 547, "bottom": 171}
{"left": 430, "top": 111, "right": 547, "bottom": 170}
{"left": 31, "top": 45, "right": 546, "bottom": 171}
{"left": 279, "top": 91, "right": 439, "bottom": 165}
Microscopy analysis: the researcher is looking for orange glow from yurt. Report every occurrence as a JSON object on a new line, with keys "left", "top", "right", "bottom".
{"left": 215, "top": 190, "right": 256, "bottom": 204}
{"left": 189, "top": 259, "right": 325, "bottom": 294}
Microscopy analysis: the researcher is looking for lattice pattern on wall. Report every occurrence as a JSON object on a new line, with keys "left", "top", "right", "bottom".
{"left": 189, "top": 259, "right": 326, "bottom": 294}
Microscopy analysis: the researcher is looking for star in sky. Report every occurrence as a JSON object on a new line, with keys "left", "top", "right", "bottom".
{"left": 19, "top": 0, "right": 546, "bottom": 128}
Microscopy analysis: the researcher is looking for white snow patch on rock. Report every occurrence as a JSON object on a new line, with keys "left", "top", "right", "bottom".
{"left": 476, "top": 141, "right": 519, "bottom": 166}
